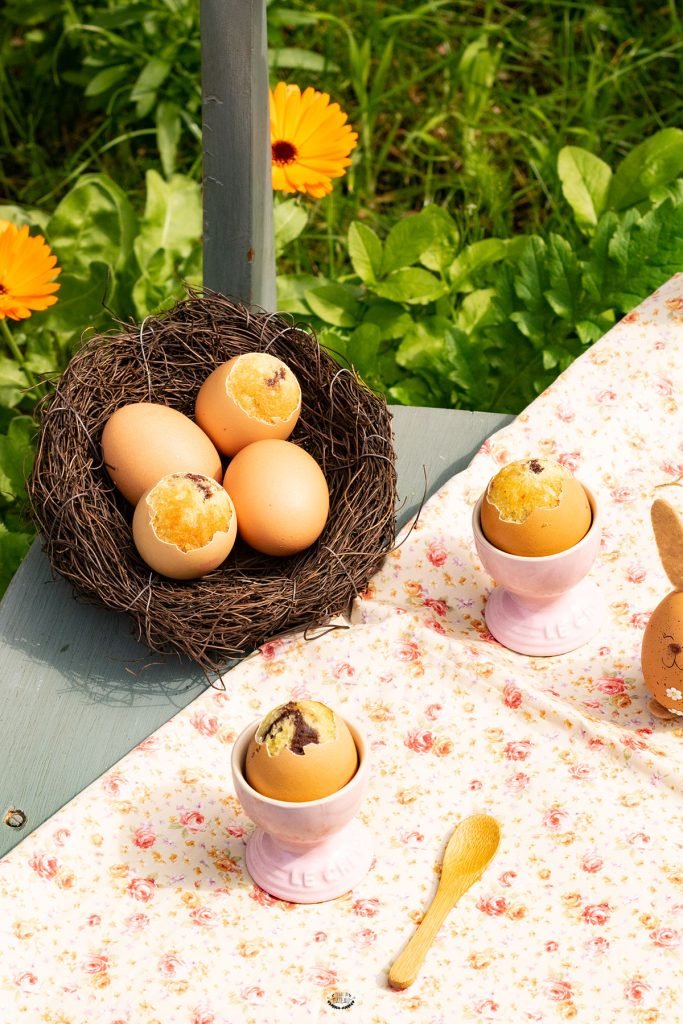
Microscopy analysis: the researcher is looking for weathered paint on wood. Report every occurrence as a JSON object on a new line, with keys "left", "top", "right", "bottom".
{"left": 201, "top": 0, "right": 276, "bottom": 308}
{"left": 0, "top": 408, "right": 512, "bottom": 858}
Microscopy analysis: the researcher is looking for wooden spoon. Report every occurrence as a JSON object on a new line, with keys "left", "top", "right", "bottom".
{"left": 388, "top": 814, "right": 501, "bottom": 990}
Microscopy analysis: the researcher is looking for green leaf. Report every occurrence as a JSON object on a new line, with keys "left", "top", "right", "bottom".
{"left": 382, "top": 210, "right": 442, "bottom": 275}
{"left": 457, "top": 35, "right": 500, "bottom": 122}
{"left": 268, "top": 10, "right": 320, "bottom": 27}
{"left": 481, "top": 265, "right": 547, "bottom": 411}
{"left": 395, "top": 316, "right": 486, "bottom": 402}
{"left": 0, "top": 358, "right": 29, "bottom": 410}
{"left": 395, "top": 321, "right": 452, "bottom": 395}
{"left": 156, "top": 102, "right": 182, "bottom": 179}
{"left": 0, "top": 204, "right": 50, "bottom": 232}
{"left": 39, "top": 261, "right": 112, "bottom": 338}
{"left": 448, "top": 238, "right": 508, "bottom": 291}
{"left": 606, "top": 199, "right": 683, "bottom": 307}
{"left": 134, "top": 170, "right": 202, "bottom": 271}
{"left": 0, "top": 358, "right": 29, "bottom": 391}
{"left": 374, "top": 268, "right": 447, "bottom": 305}
{"left": 0, "top": 522, "right": 34, "bottom": 598}
{"left": 0, "top": 416, "right": 36, "bottom": 504}
{"left": 455, "top": 288, "right": 496, "bottom": 333}
{"left": 132, "top": 248, "right": 178, "bottom": 319}
{"left": 306, "top": 284, "right": 362, "bottom": 327}
{"left": 362, "top": 300, "right": 413, "bottom": 339}
{"left": 268, "top": 47, "right": 338, "bottom": 72}
{"left": 649, "top": 178, "right": 683, "bottom": 208}
{"left": 575, "top": 315, "right": 615, "bottom": 345}
{"left": 609, "top": 128, "right": 683, "bottom": 210}
{"left": 84, "top": 64, "right": 130, "bottom": 97}
{"left": 274, "top": 200, "right": 308, "bottom": 258}
{"left": 24, "top": 328, "right": 61, "bottom": 377}
{"left": 557, "top": 146, "right": 612, "bottom": 231}
{"left": 510, "top": 236, "right": 553, "bottom": 346}
{"left": 582, "top": 211, "right": 619, "bottom": 306}
{"left": 545, "top": 234, "right": 582, "bottom": 322}
{"left": 388, "top": 377, "right": 437, "bottom": 407}
{"left": 131, "top": 57, "right": 171, "bottom": 118}
{"left": 348, "top": 222, "right": 383, "bottom": 284}
{"left": 276, "top": 273, "right": 321, "bottom": 314}
{"left": 418, "top": 206, "right": 460, "bottom": 273}
{"left": 347, "top": 323, "right": 381, "bottom": 380}
{"left": 542, "top": 347, "right": 560, "bottom": 370}
{"left": 48, "top": 174, "right": 138, "bottom": 275}
{"left": 179, "top": 243, "right": 202, "bottom": 289}
{"left": 317, "top": 328, "right": 348, "bottom": 362}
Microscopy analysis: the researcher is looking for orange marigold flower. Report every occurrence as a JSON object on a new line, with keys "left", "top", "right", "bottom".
{"left": 0, "top": 221, "right": 60, "bottom": 321}
{"left": 269, "top": 82, "right": 358, "bottom": 198}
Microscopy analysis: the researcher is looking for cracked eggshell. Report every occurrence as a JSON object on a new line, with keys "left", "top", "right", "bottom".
{"left": 245, "top": 713, "right": 358, "bottom": 802}
{"left": 102, "top": 402, "right": 223, "bottom": 506}
{"left": 195, "top": 354, "right": 301, "bottom": 457}
{"left": 481, "top": 460, "right": 591, "bottom": 557}
{"left": 132, "top": 473, "right": 237, "bottom": 580}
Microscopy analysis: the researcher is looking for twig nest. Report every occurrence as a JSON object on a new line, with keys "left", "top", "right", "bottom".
{"left": 28, "top": 289, "right": 396, "bottom": 673}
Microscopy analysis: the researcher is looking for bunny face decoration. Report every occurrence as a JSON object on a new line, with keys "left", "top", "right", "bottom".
{"left": 641, "top": 499, "right": 683, "bottom": 719}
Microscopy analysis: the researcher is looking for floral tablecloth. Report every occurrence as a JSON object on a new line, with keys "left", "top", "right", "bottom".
{"left": 2, "top": 277, "right": 683, "bottom": 1024}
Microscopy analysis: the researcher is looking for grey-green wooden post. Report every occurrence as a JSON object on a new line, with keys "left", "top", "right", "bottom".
{"left": 200, "top": 0, "right": 276, "bottom": 310}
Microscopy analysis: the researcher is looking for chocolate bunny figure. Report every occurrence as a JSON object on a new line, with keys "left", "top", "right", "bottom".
{"left": 641, "top": 499, "right": 683, "bottom": 718}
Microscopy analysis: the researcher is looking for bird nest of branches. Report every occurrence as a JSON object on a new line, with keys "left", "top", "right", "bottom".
{"left": 28, "top": 290, "right": 397, "bottom": 674}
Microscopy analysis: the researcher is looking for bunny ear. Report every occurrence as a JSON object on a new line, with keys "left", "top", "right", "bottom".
{"left": 651, "top": 499, "right": 683, "bottom": 590}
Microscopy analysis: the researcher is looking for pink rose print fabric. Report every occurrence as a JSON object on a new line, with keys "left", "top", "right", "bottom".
{"left": 2, "top": 277, "right": 683, "bottom": 1023}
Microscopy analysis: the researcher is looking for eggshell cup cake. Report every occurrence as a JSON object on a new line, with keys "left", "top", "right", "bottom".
{"left": 472, "top": 483, "right": 604, "bottom": 657}
{"left": 231, "top": 708, "right": 373, "bottom": 904}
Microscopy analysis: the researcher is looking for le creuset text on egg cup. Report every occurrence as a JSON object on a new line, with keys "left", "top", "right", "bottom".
{"left": 472, "top": 484, "right": 604, "bottom": 657}
{"left": 231, "top": 719, "right": 373, "bottom": 903}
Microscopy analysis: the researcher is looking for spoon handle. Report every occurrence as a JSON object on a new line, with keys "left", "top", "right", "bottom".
{"left": 388, "top": 871, "right": 480, "bottom": 990}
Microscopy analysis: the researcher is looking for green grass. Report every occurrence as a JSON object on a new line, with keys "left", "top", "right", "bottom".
{"left": 3, "top": 0, "right": 682, "bottom": 256}
{"left": 270, "top": 0, "right": 683, "bottom": 271}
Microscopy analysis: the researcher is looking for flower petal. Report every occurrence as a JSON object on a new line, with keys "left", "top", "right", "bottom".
{"left": 0, "top": 223, "right": 61, "bottom": 320}
{"left": 269, "top": 82, "right": 357, "bottom": 199}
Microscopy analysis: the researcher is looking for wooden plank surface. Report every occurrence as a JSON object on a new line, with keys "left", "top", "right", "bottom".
{"left": 0, "top": 407, "right": 512, "bottom": 857}
{"left": 200, "top": 0, "right": 276, "bottom": 308}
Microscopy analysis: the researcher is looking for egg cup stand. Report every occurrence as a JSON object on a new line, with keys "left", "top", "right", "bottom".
{"left": 472, "top": 486, "right": 605, "bottom": 657}
{"left": 231, "top": 720, "right": 374, "bottom": 904}
{"left": 244, "top": 819, "right": 373, "bottom": 903}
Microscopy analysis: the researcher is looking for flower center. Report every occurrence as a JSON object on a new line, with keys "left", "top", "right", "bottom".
{"left": 272, "top": 140, "right": 298, "bottom": 166}
{"left": 0, "top": 282, "right": 7, "bottom": 295}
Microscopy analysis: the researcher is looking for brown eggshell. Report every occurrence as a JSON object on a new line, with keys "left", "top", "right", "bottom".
{"left": 245, "top": 716, "right": 358, "bottom": 802}
{"left": 102, "top": 402, "right": 223, "bottom": 506}
{"left": 641, "top": 591, "right": 683, "bottom": 716}
{"left": 133, "top": 475, "right": 237, "bottom": 580}
{"left": 195, "top": 355, "right": 301, "bottom": 457}
{"left": 481, "top": 478, "right": 591, "bottom": 557}
{"left": 223, "top": 439, "right": 329, "bottom": 556}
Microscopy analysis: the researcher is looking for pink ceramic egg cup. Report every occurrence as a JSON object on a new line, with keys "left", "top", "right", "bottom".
{"left": 472, "top": 485, "right": 604, "bottom": 656}
{"left": 231, "top": 719, "right": 373, "bottom": 903}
